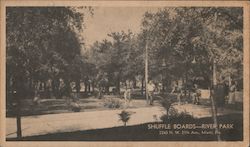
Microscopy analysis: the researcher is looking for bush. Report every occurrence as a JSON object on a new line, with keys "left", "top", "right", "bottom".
{"left": 118, "top": 110, "right": 133, "bottom": 126}
{"left": 159, "top": 97, "right": 175, "bottom": 119}
{"left": 161, "top": 98, "right": 173, "bottom": 111}
{"left": 70, "top": 101, "right": 81, "bottom": 112}
{"left": 104, "top": 98, "right": 122, "bottom": 109}
{"left": 171, "top": 111, "right": 195, "bottom": 123}
{"left": 161, "top": 108, "right": 195, "bottom": 123}
{"left": 93, "top": 90, "right": 99, "bottom": 98}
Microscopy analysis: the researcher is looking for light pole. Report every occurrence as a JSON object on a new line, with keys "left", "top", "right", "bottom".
{"left": 145, "top": 39, "right": 149, "bottom": 104}
{"left": 192, "top": 56, "right": 221, "bottom": 141}
{"left": 162, "top": 58, "right": 167, "bottom": 94}
{"left": 210, "top": 59, "right": 221, "bottom": 141}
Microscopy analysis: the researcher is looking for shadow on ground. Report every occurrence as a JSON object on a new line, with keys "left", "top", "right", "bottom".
{"left": 7, "top": 113, "right": 242, "bottom": 141}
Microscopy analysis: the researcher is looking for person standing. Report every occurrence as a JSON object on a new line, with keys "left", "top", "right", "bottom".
{"left": 124, "top": 86, "right": 132, "bottom": 107}
{"left": 171, "top": 81, "right": 181, "bottom": 105}
{"left": 228, "top": 81, "right": 236, "bottom": 104}
{"left": 223, "top": 81, "right": 229, "bottom": 104}
{"left": 192, "top": 84, "right": 201, "bottom": 105}
{"left": 148, "top": 80, "right": 155, "bottom": 105}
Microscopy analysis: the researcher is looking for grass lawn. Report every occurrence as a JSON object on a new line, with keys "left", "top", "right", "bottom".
{"left": 7, "top": 92, "right": 242, "bottom": 117}
{"left": 7, "top": 113, "right": 242, "bottom": 141}
{"left": 7, "top": 94, "right": 159, "bottom": 117}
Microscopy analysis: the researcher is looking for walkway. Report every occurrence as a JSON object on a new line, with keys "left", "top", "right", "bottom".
{"left": 6, "top": 103, "right": 241, "bottom": 138}
{"left": 6, "top": 106, "right": 163, "bottom": 138}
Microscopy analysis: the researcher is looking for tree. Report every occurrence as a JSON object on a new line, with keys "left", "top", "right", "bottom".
{"left": 139, "top": 7, "right": 243, "bottom": 90}
{"left": 118, "top": 110, "right": 132, "bottom": 126}
{"left": 88, "top": 31, "right": 143, "bottom": 94}
{"left": 6, "top": 7, "right": 91, "bottom": 138}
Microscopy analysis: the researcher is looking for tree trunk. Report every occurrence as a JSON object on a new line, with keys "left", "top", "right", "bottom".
{"left": 166, "top": 79, "right": 170, "bottom": 93}
{"left": 75, "top": 79, "right": 80, "bottom": 98}
{"left": 163, "top": 82, "right": 165, "bottom": 93}
{"left": 141, "top": 78, "right": 144, "bottom": 95}
{"left": 28, "top": 78, "right": 33, "bottom": 98}
{"left": 166, "top": 110, "right": 169, "bottom": 121}
{"left": 14, "top": 75, "right": 24, "bottom": 139}
{"left": 133, "top": 79, "right": 137, "bottom": 88}
{"left": 92, "top": 81, "right": 95, "bottom": 93}
{"left": 116, "top": 77, "right": 120, "bottom": 94}
{"left": 16, "top": 98, "right": 22, "bottom": 139}
{"left": 162, "top": 78, "right": 165, "bottom": 92}
{"left": 88, "top": 82, "right": 91, "bottom": 93}
{"left": 16, "top": 116, "right": 22, "bottom": 139}
{"left": 52, "top": 78, "right": 60, "bottom": 99}
{"left": 185, "top": 72, "right": 188, "bottom": 97}
{"left": 106, "top": 84, "right": 110, "bottom": 95}
{"left": 64, "top": 79, "right": 71, "bottom": 97}
{"left": 41, "top": 81, "right": 45, "bottom": 98}
{"left": 125, "top": 81, "right": 127, "bottom": 90}
{"left": 44, "top": 80, "right": 50, "bottom": 99}
{"left": 84, "top": 81, "right": 88, "bottom": 93}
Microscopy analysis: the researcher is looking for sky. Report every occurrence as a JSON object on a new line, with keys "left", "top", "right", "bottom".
{"left": 82, "top": 7, "right": 159, "bottom": 48}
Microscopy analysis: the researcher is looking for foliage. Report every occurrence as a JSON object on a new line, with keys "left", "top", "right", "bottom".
{"left": 118, "top": 110, "right": 133, "bottom": 126}
{"left": 6, "top": 7, "right": 243, "bottom": 102}
{"left": 103, "top": 98, "right": 123, "bottom": 109}
{"left": 160, "top": 108, "right": 195, "bottom": 122}
{"left": 6, "top": 7, "right": 91, "bottom": 99}
{"left": 6, "top": 7, "right": 92, "bottom": 139}
{"left": 140, "top": 7, "right": 243, "bottom": 87}
{"left": 160, "top": 98, "right": 174, "bottom": 111}
{"left": 160, "top": 97, "right": 175, "bottom": 120}
{"left": 88, "top": 30, "right": 143, "bottom": 92}
{"left": 86, "top": 7, "right": 243, "bottom": 93}
{"left": 6, "top": 7, "right": 243, "bottom": 96}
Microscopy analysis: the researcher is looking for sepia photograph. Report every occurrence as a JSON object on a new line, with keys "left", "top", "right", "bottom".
{"left": 0, "top": 1, "right": 249, "bottom": 147}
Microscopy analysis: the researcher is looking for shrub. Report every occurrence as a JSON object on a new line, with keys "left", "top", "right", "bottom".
{"left": 170, "top": 110, "right": 195, "bottom": 122}
{"left": 160, "top": 97, "right": 175, "bottom": 120}
{"left": 160, "top": 107, "right": 176, "bottom": 122}
{"left": 70, "top": 102, "right": 81, "bottom": 112}
{"left": 161, "top": 108, "right": 195, "bottom": 123}
{"left": 104, "top": 98, "right": 122, "bottom": 109}
{"left": 118, "top": 110, "right": 133, "bottom": 126}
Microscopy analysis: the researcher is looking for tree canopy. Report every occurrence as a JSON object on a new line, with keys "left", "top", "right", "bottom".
{"left": 6, "top": 7, "right": 92, "bottom": 97}
{"left": 139, "top": 7, "right": 243, "bottom": 88}
{"left": 6, "top": 7, "right": 243, "bottom": 95}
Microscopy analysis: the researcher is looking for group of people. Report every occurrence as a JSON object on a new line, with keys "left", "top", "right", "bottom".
{"left": 97, "top": 75, "right": 239, "bottom": 107}
{"left": 123, "top": 80, "right": 156, "bottom": 105}
{"left": 170, "top": 79, "right": 238, "bottom": 107}
{"left": 123, "top": 80, "right": 201, "bottom": 106}
{"left": 216, "top": 80, "right": 237, "bottom": 107}
{"left": 170, "top": 81, "right": 200, "bottom": 105}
